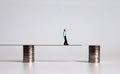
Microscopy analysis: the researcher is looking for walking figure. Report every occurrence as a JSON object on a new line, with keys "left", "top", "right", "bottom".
{"left": 63, "top": 29, "right": 69, "bottom": 45}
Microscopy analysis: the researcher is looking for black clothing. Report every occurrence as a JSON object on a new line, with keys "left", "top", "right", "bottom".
{"left": 64, "top": 36, "right": 69, "bottom": 45}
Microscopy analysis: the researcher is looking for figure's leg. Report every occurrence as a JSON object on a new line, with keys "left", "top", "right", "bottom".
{"left": 64, "top": 36, "right": 66, "bottom": 45}
{"left": 64, "top": 36, "right": 69, "bottom": 45}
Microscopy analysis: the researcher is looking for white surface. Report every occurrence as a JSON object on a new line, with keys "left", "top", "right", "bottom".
{"left": 0, "top": 0, "right": 120, "bottom": 73}
{"left": 0, "top": 60, "right": 120, "bottom": 74}
{"left": 0, "top": 0, "right": 120, "bottom": 64}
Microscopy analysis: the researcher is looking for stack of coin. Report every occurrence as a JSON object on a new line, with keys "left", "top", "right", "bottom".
{"left": 23, "top": 45, "right": 34, "bottom": 63}
{"left": 89, "top": 45, "right": 100, "bottom": 63}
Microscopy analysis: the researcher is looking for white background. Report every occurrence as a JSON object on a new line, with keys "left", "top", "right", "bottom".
{"left": 0, "top": 0, "right": 120, "bottom": 61}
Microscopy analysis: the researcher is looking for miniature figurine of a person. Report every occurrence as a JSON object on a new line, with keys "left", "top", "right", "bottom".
{"left": 63, "top": 29, "right": 69, "bottom": 45}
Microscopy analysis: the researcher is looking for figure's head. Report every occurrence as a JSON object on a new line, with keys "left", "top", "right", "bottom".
{"left": 64, "top": 29, "right": 66, "bottom": 31}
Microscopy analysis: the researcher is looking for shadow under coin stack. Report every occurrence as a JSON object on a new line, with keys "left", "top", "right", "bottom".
{"left": 89, "top": 45, "right": 100, "bottom": 63}
{"left": 23, "top": 45, "right": 34, "bottom": 63}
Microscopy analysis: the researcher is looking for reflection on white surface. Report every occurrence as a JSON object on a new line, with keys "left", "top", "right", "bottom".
{"left": 89, "top": 63, "right": 100, "bottom": 74}
{"left": 22, "top": 63, "right": 34, "bottom": 74}
{"left": 0, "top": 60, "right": 120, "bottom": 74}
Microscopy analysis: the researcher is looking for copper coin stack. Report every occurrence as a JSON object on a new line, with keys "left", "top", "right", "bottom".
{"left": 23, "top": 45, "right": 34, "bottom": 63}
{"left": 89, "top": 45, "right": 100, "bottom": 63}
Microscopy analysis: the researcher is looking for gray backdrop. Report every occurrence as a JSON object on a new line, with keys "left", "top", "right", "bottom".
{"left": 0, "top": 0, "right": 120, "bottom": 61}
